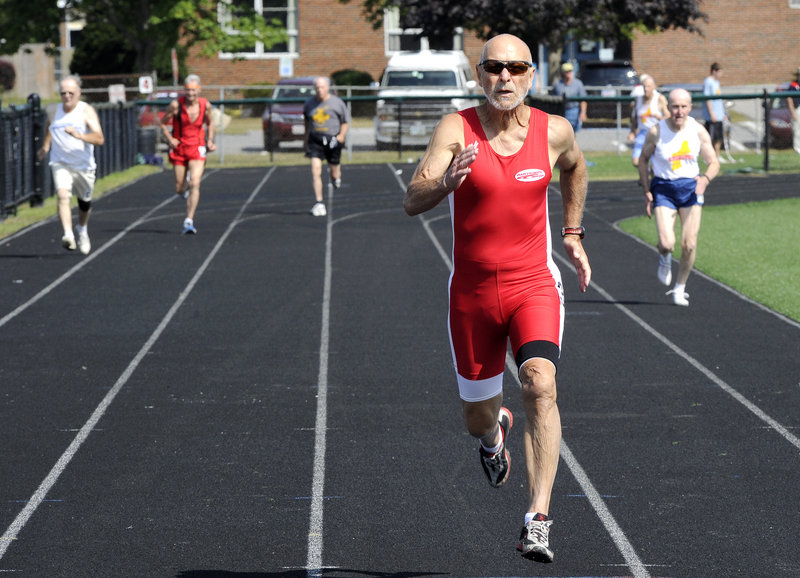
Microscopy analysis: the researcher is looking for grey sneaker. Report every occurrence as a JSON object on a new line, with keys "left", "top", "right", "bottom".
{"left": 517, "top": 513, "right": 554, "bottom": 563}
{"left": 479, "top": 407, "right": 513, "bottom": 487}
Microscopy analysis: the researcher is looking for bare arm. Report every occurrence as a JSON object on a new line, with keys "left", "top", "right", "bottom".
{"left": 160, "top": 100, "right": 180, "bottom": 147}
{"left": 81, "top": 105, "right": 105, "bottom": 146}
{"left": 639, "top": 124, "right": 659, "bottom": 218}
{"left": 204, "top": 102, "right": 216, "bottom": 151}
{"left": 658, "top": 94, "right": 671, "bottom": 119}
{"left": 404, "top": 113, "right": 469, "bottom": 216}
{"left": 550, "top": 114, "right": 591, "bottom": 292}
{"left": 61, "top": 105, "right": 104, "bottom": 146}
{"left": 694, "top": 123, "right": 720, "bottom": 194}
{"left": 37, "top": 120, "right": 52, "bottom": 160}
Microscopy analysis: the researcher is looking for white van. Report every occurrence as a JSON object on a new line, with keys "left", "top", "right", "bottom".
{"left": 374, "top": 50, "right": 479, "bottom": 149}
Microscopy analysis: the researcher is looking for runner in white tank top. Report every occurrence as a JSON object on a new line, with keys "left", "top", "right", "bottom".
{"left": 37, "top": 76, "right": 104, "bottom": 254}
{"left": 628, "top": 74, "right": 669, "bottom": 167}
{"left": 637, "top": 88, "right": 719, "bottom": 307}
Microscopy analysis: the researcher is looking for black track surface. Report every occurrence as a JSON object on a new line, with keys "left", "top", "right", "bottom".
{"left": 1, "top": 166, "right": 798, "bottom": 577}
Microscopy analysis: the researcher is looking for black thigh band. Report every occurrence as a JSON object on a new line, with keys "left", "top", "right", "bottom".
{"left": 77, "top": 199, "right": 92, "bottom": 212}
{"left": 515, "top": 340, "right": 561, "bottom": 370}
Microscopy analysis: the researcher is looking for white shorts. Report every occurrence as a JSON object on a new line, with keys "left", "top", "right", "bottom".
{"left": 51, "top": 163, "right": 96, "bottom": 202}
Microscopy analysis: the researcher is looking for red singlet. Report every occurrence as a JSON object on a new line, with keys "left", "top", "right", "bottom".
{"left": 168, "top": 96, "right": 209, "bottom": 165}
{"left": 448, "top": 107, "right": 564, "bottom": 387}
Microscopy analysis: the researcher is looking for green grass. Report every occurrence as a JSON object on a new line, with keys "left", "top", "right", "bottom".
{"left": 618, "top": 197, "right": 800, "bottom": 322}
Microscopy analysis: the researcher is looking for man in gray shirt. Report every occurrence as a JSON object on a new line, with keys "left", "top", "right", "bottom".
{"left": 303, "top": 77, "right": 350, "bottom": 216}
{"left": 550, "top": 63, "right": 587, "bottom": 132}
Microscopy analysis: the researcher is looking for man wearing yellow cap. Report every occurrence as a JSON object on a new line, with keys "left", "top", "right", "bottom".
{"left": 550, "top": 62, "right": 587, "bottom": 132}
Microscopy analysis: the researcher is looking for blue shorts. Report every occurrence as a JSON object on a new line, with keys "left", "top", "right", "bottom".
{"left": 651, "top": 177, "right": 700, "bottom": 210}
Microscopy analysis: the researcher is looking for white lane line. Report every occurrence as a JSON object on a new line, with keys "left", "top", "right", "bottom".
{"left": 0, "top": 168, "right": 275, "bottom": 560}
{"left": 306, "top": 186, "right": 334, "bottom": 577}
{"left": 608, "top": 217, "right": 800, "bottom": 331}
{"left": 556, "top": 251, "right": 800, "bottom": 452}
{"left": 503, "top": 350, "right": 651, "bottom": 578}
{"left": 0, "top": 196, "right": 173, "bottom": 330}
{"left": 408, "top": 205, "right": 650, "bottom": 577}
{"left": 0, "top": 170, "right": 218, "bottom": 330}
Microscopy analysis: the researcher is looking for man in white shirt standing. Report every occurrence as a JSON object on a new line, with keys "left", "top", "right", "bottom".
{"left": 37, "top": 76, "right": 105, "bottom": 254}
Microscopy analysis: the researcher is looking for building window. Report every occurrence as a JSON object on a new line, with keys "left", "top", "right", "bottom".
{"left": 218, "top": 0, "right": 297, "bottom": 59}
{"left": 790, "top": 0, "right": 800, "bottom": 8}
{"left": 383, "top": 8, "right": 463, "bottom": 53}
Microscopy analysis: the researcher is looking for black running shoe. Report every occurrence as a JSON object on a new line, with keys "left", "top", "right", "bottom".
{"left": 517, "top": 513, "right": 554, "bottom": 563}
{"left": 479, "top": 407, "right": 513, "bottom": 487}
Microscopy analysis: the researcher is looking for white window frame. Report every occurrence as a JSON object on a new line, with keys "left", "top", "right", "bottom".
{"left": 218, "top": 0, "right": 298, "bottom": 60}
{"left": 790, "top": 0, "right": 800, "bottom": 8}
{"left": 383, "top": 8, "right": 463, "bottom": 54}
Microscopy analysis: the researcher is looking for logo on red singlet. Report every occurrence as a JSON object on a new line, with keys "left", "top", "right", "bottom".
{"left": 515, "top": 168, "right": 546, "bottom": 182}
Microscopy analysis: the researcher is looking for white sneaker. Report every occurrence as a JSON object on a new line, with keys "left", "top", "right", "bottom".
{"left": 61, "top": 233, "right": 76, "bottom": 251}
{"left": 657, "top": 255, "right": 672, "bottom": 286}
{"left": 667, "top": 288, "right": 690, "bottom": 307}
{"left": 310, "top": 202, "right": 327, "bottom": 217}
{"left": 77, "top": 231, "right": 91, "bottom": 255}
{"left": 333, "top": 178, "right": 342, "bottom": 189}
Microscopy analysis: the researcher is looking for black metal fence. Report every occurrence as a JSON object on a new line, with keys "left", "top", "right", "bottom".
{"left": 0, "top": 95, "right": 138, "bottom": 217}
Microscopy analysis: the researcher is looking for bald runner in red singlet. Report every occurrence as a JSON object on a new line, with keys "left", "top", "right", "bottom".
{"left": 405, "top": 34, "right": 591, "bottom": 564}
{"left": 449, "top": 107, "right": 563, "bottom": 396}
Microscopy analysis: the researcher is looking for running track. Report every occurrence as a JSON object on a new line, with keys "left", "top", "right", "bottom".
{"left": 1, "top": 166, "right": 798, "bottom": 577}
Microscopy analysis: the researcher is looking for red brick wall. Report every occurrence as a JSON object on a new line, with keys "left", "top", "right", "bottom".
{"left": 632, "top": 0, "right": 800, "bottom": 86}
{"left": 185, "top": 0, "right": 487, "bottom": 88}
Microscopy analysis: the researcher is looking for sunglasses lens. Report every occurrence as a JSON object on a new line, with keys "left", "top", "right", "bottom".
{"left": 482, "top": 61, "right": 505, "bottom": 74}
{"left": 482, "top": 60, "right": 530, "bottom": 75}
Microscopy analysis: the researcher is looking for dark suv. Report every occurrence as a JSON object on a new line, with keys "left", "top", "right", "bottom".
{"left": 578, "top": 60, "right": 639, "bottom": 123}
{"left": 262, "top": 77, "right": 319, "bottom": 151}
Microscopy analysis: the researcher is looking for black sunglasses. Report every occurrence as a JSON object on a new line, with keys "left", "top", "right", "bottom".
{"left": 480, "top": 60, "right": 534, "bottom": 76}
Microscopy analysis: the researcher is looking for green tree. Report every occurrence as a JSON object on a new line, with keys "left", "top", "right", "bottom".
{"left": 343, "top": 0, "right": 707, "bottom": 79}
{"left": 0, "top": 0, "right": 287, "bottom": 73}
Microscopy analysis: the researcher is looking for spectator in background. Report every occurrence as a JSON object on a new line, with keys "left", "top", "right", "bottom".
{"left": 304, "top": 77, "right": 350, "bottom": 217}
{"left": 550, "top": 62, "right": 587, "bottom": 132}
{"left": 161, "top": 74, "right": 216, "bottom": 235}
{"left": 37, "top": 75, "right": 105, "bottom": 255}
{"left": 702, "top": 62, "right": 726, "bottom": 161}
{"left": 628, "top": 74, "right": 669, "bottom": 167}
{"left": 789, "top": 67, "right": 800, "bottom": 155}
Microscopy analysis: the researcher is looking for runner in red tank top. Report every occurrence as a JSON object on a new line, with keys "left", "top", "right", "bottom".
{"left": 405, "top": 34, "right": 591, "bottom": 564}
{"left": 161, "top": 74, "right": 216, "bottom": 234}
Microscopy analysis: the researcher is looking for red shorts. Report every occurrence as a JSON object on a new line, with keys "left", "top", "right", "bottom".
{"left": 448, "top": 259, "right": 564, "bottom": 383}
{"left": 169, "top": 143, "right": 207, "bottom": 166}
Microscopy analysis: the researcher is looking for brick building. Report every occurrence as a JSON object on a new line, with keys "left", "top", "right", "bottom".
{"left": 631, "top": 0, "right": 800, "bottom": 86}
{"left": 186, "top": 0, "right": 800, "bottom": 90}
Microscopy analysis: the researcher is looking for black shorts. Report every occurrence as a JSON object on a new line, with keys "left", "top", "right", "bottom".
{"left": 705, "top": 121, "right": 724, "bottom": 145}
{"left": 306, "top": 133, "right": 342, "bottom": 164}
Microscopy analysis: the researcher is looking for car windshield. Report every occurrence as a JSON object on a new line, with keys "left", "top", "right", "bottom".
{"left": 385, "top": 70, "right": 458, "bottom": 87}
{"left": 580, "top": 66, "right": 638, "bottom": 87}
{"left": 275, "top": 86, "right": 314, "bottom": 99}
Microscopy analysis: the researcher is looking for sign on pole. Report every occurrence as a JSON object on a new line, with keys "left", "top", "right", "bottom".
{"left": 138, "top": 75, "right": 154, "bottom": 94}
{"left": 108, "top": 84, "right": 126, "bottom": 103}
